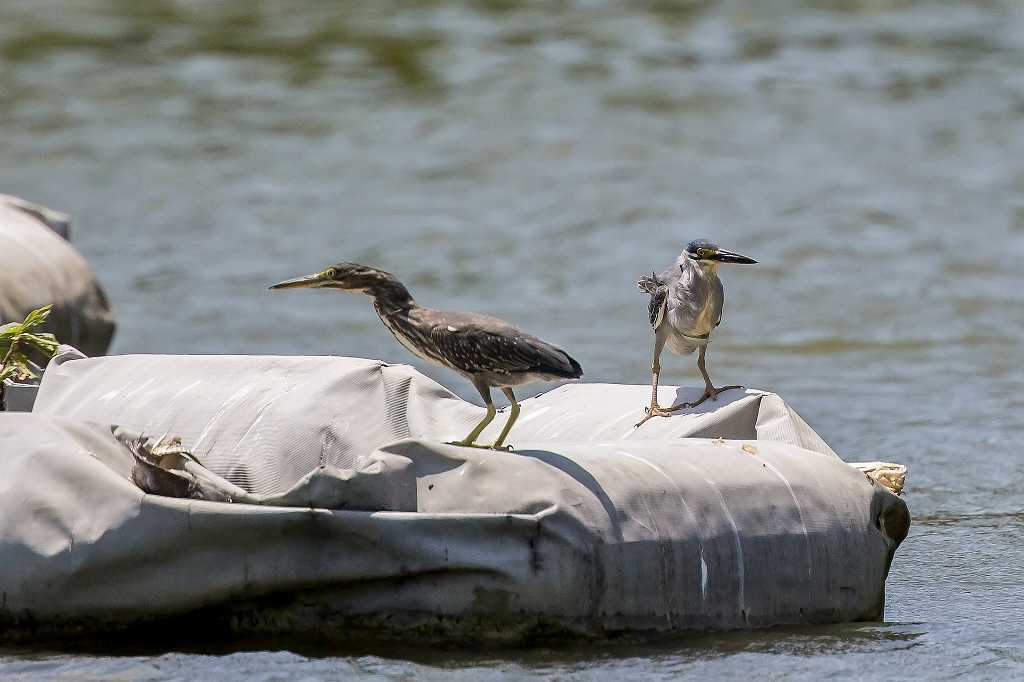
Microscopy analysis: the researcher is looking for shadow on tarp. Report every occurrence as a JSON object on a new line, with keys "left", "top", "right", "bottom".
{"left": 512, "top": 448, "right": 623, "bottom": 542}
{"left": 667, "top": 386, "right": 750, "bottom": 417}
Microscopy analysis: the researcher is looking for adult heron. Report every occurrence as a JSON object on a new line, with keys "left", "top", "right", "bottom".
{"left": 635, "top": 239, "right": 756, "bottom": 428}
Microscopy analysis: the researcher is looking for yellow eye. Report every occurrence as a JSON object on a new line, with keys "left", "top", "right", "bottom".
{"left": 325, "top": 268, "right": 337, "bottom": 279}
{"left": 697, "top": 249, "right": 710, "bottom": 259}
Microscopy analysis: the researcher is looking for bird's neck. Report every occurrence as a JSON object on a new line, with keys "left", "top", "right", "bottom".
{"left": 366, "top": 278, "right": 415, "bottom": 314}
{"left": 699, "top": 261, "right": 721, "bottom": 277}
{"left": 680, "top": 255, "right": 720, "bottom": 280}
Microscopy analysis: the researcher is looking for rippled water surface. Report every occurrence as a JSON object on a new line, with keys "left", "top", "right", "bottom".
{"left": 2, "top": 0, "right": 1024, "bottom": 678}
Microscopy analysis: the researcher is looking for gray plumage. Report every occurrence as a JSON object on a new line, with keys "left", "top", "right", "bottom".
{"left": 634, "top": 240, "right": 756, "bottom": 427}
{"left": 638, "top": 253, "right": 724, "bottom": 356}
{"left": 271, "top": 262, "right": 582, "bottom": 449}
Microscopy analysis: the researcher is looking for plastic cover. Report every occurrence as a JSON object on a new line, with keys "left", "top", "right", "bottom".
{"left": 0, "top": 195, "right": 115, "bottom": 356}
{"left": 0, "top": 350, "right": 909, "bottom": 640}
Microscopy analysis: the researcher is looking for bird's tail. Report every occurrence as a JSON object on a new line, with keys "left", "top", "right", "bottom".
{"left": 637, "top": 271, "right": 663, "bottom": 295}
{"left": 563, "top": 351, "right": 583, "bottom": 379}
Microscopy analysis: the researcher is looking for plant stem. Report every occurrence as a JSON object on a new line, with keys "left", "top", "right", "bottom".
{"left": 0, "top": 338, "right": 17, "bottom": 371}
{"left": 0, "top": 339, "right": 19, "bottom": 412}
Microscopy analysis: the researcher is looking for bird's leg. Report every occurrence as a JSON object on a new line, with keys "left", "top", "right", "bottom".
{"left": 635, "top": 337, "right": 679, "bottom": 428}
{"left": 680, "top": 346, "right": 743, "bottom": 409}
{"left": 447, "top": 382, "right": 497, "bottom": 448}
{"left": 490, "top": 387, "right": 520, "bottom": 451}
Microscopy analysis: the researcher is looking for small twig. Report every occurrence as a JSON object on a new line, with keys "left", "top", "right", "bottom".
{"left": 0, "top": 338, "right": 16, "bottom": 370}
{"left": 0, "top": 339, "right": 15, "bottom": 410}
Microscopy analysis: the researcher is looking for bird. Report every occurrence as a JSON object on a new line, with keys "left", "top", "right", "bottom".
{"left": 634, "top": 239, "right": 757, "bottom": 429}
{"left": 270, "top": 263, "right": 583, "bottom": 450}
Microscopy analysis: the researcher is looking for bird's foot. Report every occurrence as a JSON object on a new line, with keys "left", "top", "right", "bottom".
{"left": 681, "top": 385, "right": 744, "bottom": 410}
{"left": 634, "top": 404, "right": 682, "bottom": 428}
{"left": 444, "top": 440, "right": 490, "bottom": 449}
{"left": 445, "top": 440, "right": 515, "bottom": 452}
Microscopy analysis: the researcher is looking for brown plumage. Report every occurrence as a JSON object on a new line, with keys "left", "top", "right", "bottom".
{"left": 271, "top": 262, "right": 582, "bottom": 449}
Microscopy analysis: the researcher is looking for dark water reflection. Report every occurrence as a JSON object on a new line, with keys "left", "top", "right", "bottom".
{"left": 0, "top": 622, "right": 930, "bottom": 680}
{"left": 1, "top": 0, "right": 1023, "bottom": 678}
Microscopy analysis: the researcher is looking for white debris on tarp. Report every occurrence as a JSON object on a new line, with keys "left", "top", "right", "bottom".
{"left": 851, "top": 461, "right": 908, "bottom": 496}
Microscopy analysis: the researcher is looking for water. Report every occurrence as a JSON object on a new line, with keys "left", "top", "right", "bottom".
{"left": 1, "top": 0, "right": 1023, "bottom": 678}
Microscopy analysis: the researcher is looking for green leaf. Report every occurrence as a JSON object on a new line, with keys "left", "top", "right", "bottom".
{"left": 20, "top": 332, "right": 59, "bottom": 353}
{"left": 1, "top": 305, "right": 59, "bottom": 385}
{"left": 20, "top": 304, "right": 53, "bottom": 331}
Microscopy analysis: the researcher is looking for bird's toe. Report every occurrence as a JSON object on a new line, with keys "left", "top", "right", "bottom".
{"left": 635, "top": 405, "right": 679, "bottom": 427}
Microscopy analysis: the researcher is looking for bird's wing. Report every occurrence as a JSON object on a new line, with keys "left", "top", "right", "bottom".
{"left": 637, "top": 271, "right": 669, "bottom": 330}
{"left": 423, "top": 310, "right": 582, "bottom": 379}
{"left": 650, "top": 287, "right": 668, "bottom": 329}
{"left": 713, "top": 277, "right": 725, "bottom": 327}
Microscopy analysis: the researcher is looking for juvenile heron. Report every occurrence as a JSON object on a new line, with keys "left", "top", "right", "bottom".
{"left": 635, "top": 239, "right": 756, "bottom": 428}
{"left": 270, "top": 263, "right": 583, "bottom": 449}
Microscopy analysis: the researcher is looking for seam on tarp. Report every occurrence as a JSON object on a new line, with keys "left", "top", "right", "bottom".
{"left": 614, "top": 450, "right": 691, "bottom": 627}
{"left": 757, "top": 457, "right": 813, "bottom": 580}
{"left": 675, "top": 454, "right": 747, "bottom": 619}
{"left": 617, "top": 449, "right": 705, "bottom": 612}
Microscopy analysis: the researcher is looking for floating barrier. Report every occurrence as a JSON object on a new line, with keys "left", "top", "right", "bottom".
{"left": 0, "top": 349, "right": 909, "bottom": 642}
{"left": 0, "top": 194, "right": 115, "bottom": 357}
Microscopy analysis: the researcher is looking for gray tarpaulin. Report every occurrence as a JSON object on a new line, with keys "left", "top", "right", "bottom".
{"left": 1, "top": 349, "right": 909, "bottom": 641}
{"left": 0, "top": 195, "right": 115, "bottom": 356}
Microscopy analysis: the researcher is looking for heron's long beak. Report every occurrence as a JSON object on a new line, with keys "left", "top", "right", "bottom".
{"left": 712, "top": 249, "right": 757, "bottom": 264}
{"left": 269, "top": 271, "right": 329, "bottom": 290}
